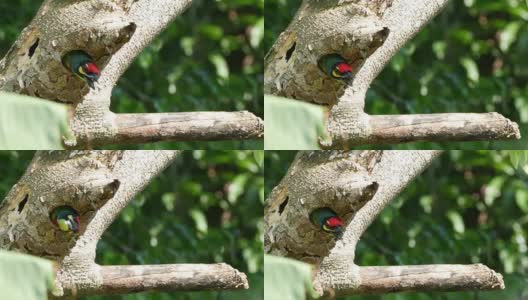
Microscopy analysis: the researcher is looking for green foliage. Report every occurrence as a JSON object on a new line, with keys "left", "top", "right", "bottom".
{"left": 264, "top": 255, "right": 319, "bottom": 300}
{"left": 0, "top": 0, "right": 263, "bottom": 150}
{"left": 91, "top": 150, "right": 264, "bottom": 300}
{"left": 265, "top": 151, "right": 528, "bottom": 300}
{"left": 0, "top": 92, "right": 72, "bottom": 149}
{"left": 265, "top": 1, "right": 528, "bottom": 149}
{"left": 0, "top": 151, "right": 263, "bottom": 300}
{"left": 0, "top": 250, "right": 54, "bottom": 300}
{"left": 264, "top": 95, "right": 325, "bottom": 150}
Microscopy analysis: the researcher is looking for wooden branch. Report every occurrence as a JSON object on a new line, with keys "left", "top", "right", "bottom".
{"left": 97, "top": 263, "right": 248, "bottom": 295}
{"left": 368, "top": 113, "right": 520, "bottom": 143}
{"left": 81, "top": 111, "right": 263, "bottom": 146}
{"left": 344, "top": 264, "right": 505, "bottom": 295}
{"left": 323, "top": 112, "right": 520, "bottom": 147}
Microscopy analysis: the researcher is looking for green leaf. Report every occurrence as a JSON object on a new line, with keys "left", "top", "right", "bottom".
{"left": 162, "top": 193, "right": 176, "bottom": 211}
{"left": 209, "top": 53, "right": 229, "bottom": 79}
{"left": 250, "top": 17, "right": 264, "bottom": 48}
{"left": 499, "top": 22, "right": 522, "bottom": 52}
{"left": 264, "top": 255, "right": 319, "bottom": 300}
{"left": 0, "top": 92, "right": 72, "bottom": 149}
{"left": 460, "top": 57, "right": 479, "bottom": 82}
{"left": 447, "top": 210, "right": 465, "bottom": 234}
{"left": 515, "top": 189, "right": 528, "bottom": 213}
{"left": 190, "top": 209, "right": 208, "bottom": 233}
{"left": 228, "top": 174, "right": 249, "bottom": 204}
{"left": 264, "top": 95, "right": 325, "bottom": 150}
{"left": 0, "top": 250, "right": 54, "bottom": 300}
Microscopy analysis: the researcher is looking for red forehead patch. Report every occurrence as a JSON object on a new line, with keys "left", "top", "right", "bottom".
{"left": 337, "top": 63, "right": 352, "bottom": 73}
{"left": 85, "top": 62, "right": 100, "bottom": 75}
{"left": 326, "top": 216, "right": 343, "bottom": 228}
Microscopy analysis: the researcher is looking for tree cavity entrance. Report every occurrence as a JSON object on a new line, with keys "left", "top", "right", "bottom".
{"left": 17, "top": 194, "right": 28, "bottom": 212}
{"left": 285, "top": 42, "right": 296, "bottom": 61}
{"left": 28, "top": 38, "right": 39, "bottom": 57}
{"left": 278, "top": 196, "right": 289, "bottom": 215}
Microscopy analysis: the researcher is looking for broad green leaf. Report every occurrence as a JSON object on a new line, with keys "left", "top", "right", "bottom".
{"left": 250, "top": 17, "right": 264, "bottom": 48}
{"left": 460, "top": 57, "right": 479, "bottom": 82}
{"left": 190, "top": 208, "right": 208, "bottom": 233}
{"left": 515, "top": 189, "right": 528, "bottom": 213}
{"left": 264, "top": 95, "right": 325, "bottom": 150}
{"left": 0, "top": 250, "right": 54, "bottom": 300}
{"left": 264, "top": 255, "right": 319, "bottom": 300}
{"left": 209, "top": 53, "right": 229, "bottom": 79}
{"left": 0, "top": 92, "right": 71, "bottom": 149}
{"left": 499, "top": 22, "right": 522, "bottom": 52}
{"left": 447, "top": 210, "right": 465, "bottom": 234}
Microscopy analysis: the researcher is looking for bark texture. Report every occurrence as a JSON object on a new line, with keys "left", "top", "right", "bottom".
{"left": 99, "top": 264, "right": 248, "bottom": 294}
{"left": 0, "top": 151, "right": 248, "bottom": 297}
{"left": 265, "top": 151, "right": 505, "bottom": 296}
{"left": 264, "top": 0, "right": 520, "bottom": 147}
{"left": 351, "top": 264, "right": 504, "bottom": 295}
{"left": 0, "top": 0, "right": 263, "bottom": 148}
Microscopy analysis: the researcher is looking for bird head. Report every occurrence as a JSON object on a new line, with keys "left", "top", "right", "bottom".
{"left": 51, "top": 206, "right": 80, "bottom": 233}
{"left": 331, "top": 62, "right": 353, "bottom": 80}
{"left": 78, "top": 62, "right": 100, "bottom": 89}
{"left": 309, "top": 207, "right": 345, "bottom": 239}
{"left": 322, "top": 216, "right": 344, "bottom": 239}
{"left": 56, "top": 214, "right": 80, "bottom": 232}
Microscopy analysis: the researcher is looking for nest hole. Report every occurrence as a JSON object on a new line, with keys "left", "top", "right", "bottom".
{"left": 285, "top": 42, "right": 296, "bottom": 61}
{"left": 28, "top": 38, "right": 39, "bottom": 58}
{"left": 17, "top": 194, "right": 28, "bottom": 212}
{"left": 278, "top": 196, "right": 289, "bottom": 215}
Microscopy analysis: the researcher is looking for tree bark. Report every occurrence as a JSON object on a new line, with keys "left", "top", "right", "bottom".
{"left": 98, "top": 264, "right": 248, "bottom": 295}
{"left": 264, "top": 0, "right": 520, "bottom": 148}
{"left": 0, "top": 151, "right": 248, "bottom": 297}
{"left": 351, "top": 264, "right": 504, "bottom": 295}
{"left": 0, "top": 0, "right": 263, "bottom": 148}
{"left": 265, "top": 150, "right": 505, "bottom": 296}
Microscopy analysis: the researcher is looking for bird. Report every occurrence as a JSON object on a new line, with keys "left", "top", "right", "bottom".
{"left": 309, "top": 207, "right": 344, "bottom": 239}
{"left": 317, "top": 54, "right": 354, "bottom": 81}
{"left": 50, "top": 206, "right": 80, "bottom": 233}
{"left": 61, "top": 50, "right": 100, "bottom": 89}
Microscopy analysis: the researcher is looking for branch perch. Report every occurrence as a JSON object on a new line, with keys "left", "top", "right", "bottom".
{"left": 98, "top": 264, "right": 248, "bottom": 295}
{"left": 264, "top": 0, "right": 520, "bottom": 147}
{"left": 265, "top": 151, "right": 505, "bottom": 296}
{"left": 350, "top": 264, "right": 505, "bottom": 295}
{"left": 93, "top": 111, "right": 263, "bottom": 146}
{"left": 0, "top": 0, "right": 263, "bottom": 148}
{"left": 363, "top": 113, "right": 520, "bottom": 144}
{"left": 0, "top": 151, "right": 249, "bottom": 297}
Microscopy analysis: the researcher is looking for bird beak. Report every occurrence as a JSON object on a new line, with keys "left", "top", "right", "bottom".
{"left": 341, "top": 72, "right": 353, "bottom": 81}
{"left": 87, "top": 79, "right": 95, "bottom": 89}
{"left": 68, "top": 215, "right": 79, "bottom": 232}
{"left": 334, "top": 227, "right": 344, "bottom": 240}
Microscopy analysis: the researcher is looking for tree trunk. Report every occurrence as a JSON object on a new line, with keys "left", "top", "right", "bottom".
{"left": 264, "top": 150, "right": 504, "bottom": 296}
{"left": 0, "top": 0, "right": 263, "bottom": 148}
{"left": 264, "top": 0, "right": 520, "bottom": 147}
{"left": 0, "top": 151, "right": 248, "bottom": 297}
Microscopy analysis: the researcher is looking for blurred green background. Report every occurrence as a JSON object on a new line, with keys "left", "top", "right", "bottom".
{"left": 0, "top": 0, "right": 263, "bottom": 150}
{"left": 265, "top": 151, "right": 528, "bottom": 300}
{"left": 265, "top": 0, "right": 528, "bottom": 150}
{"left": 0, "top": 150, "right": 264, "bottom": 300}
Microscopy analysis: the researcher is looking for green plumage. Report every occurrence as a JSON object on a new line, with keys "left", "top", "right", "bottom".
{"left": 309, "top": 207, "right": 336, "bottom": 227}
{"left": 61, "top": 50, "right": 100, "bottom": 88}
{"left": 309, "top": 207, "right": 344, "bottom": 238}
{"left": 50, "top": 205, "right": 80, "bottom": 232}
{"left": 317, "top": 53, "right": 353, "bottom": 80}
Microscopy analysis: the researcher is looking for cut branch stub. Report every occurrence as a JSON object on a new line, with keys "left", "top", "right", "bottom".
{"left": 264, "top": 0, "right": 390, "bottom": 105}
{"left": 265, "top": 151, "right": 381, "bottom": 264}
{"left": 0, "top": 151, "right": 123, "bottom": 258}
{"left": 0, "top": 0, "right": 136, "bottom": 103}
